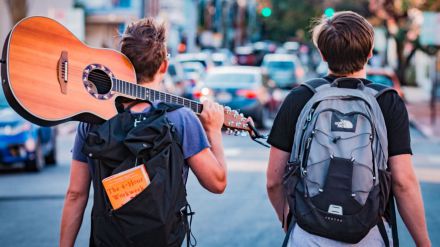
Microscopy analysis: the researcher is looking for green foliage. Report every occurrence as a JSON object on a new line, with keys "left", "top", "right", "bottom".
{"left": 259, "top": 0, "right": 322, "bottom": 41}
{"left": 259, "top": 0, "right": 371, "bottom": 42}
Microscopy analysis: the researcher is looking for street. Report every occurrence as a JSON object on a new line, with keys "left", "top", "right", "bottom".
{"left": 0, "top": 125, "right": 439, "bottom": 247}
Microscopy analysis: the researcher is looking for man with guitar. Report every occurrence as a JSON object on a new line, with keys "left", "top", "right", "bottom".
{"left": 60, "top": 18, "right": 227, "bottom": 246}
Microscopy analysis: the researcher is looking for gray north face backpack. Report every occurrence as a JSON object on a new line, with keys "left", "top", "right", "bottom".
{"left": 283, "top": 77, "right": 397, "bottom": 246}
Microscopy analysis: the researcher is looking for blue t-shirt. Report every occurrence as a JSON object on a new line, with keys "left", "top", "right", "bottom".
{"left": 71, "top": 104, "right": 210, "bottom": 182}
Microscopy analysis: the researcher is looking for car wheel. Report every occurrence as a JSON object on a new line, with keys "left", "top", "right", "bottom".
{"left": 25, "top": 139, "right": 44, "bottom": 172}
{"left": 256, "top": 106, "right": 269, "bottom": 130}
{"left": 45, "top": 135, "right": 57, "bottom": 165}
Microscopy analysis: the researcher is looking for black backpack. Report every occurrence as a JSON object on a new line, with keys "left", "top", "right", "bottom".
{"left": 82, "top": 102, "right": 194, "bottom": 247}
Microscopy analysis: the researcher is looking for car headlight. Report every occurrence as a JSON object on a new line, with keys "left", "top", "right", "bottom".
{"left": 0, "top": 122, "right": 32, "bottom": 135}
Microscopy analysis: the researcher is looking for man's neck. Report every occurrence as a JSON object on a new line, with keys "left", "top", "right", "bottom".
{"left": 138, "top": 78, "right": 161, "bottom": 90}
{"left": 122, "top": 76, "right": 162, "bottom": 112}
{"left": 329, "top": 68, "right": 366, "bottom": 79}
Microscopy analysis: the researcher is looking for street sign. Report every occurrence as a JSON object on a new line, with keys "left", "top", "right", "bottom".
{"left": 421, "top": 12, "right": 440, "bottom": 46}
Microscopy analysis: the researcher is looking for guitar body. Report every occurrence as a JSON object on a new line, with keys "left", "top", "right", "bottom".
{"left": 1, "top": 16, "right": 137, "bottom": 126}
{"left": 0, "top": 16, "right": 255, "bottom": 139}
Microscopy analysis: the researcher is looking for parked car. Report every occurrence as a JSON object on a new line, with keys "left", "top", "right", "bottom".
{"left": 253, "top": 41, "right": 277, "bottom": 66}
{"left": 314, "top": 64, "right": 404, "bottom": 98}
{"left": 366, "top": 67, "right": 404, "bottom": 98}
{"left": 283, "top": 41, "right": 300, "bottom": 54}
{"left": 0, "top": 89, "right": 57, "bottom": 171}
{"left": 167, "top": 60, "right": 192, "bottom": 97}
{"left": 261, "top": 54, "right": 305, "bottom": 89}
{"left": 167, "top": 60, "right": 185, "bottom": 86}
{"left": 180, "top": 62, "right": 206, "bottom": 99}
{"left": 212, "top": 52, "right": 234, "bottom": 67}
{"left": 193, "top": 66, "right": 271, "bottom": 129}
{"left": 176, "top": 53, "right": 214, "bottom": 71}
{"left": 235, "top": 46, "right": 256, "bottom": 66}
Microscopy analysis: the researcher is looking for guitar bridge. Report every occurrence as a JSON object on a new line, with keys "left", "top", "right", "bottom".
{"left": 57, "top": 51, "right": 68, "bottom": 94}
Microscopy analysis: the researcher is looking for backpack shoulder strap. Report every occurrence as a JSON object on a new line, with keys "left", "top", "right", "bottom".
{"left": 364, "top": 80, "right": 398, "bottom": 98}
{"left": 301, "top": 78, "right": 330, "bottom": 94}
{"left": 155, "top": 102, "right": 184, "bottom": 113}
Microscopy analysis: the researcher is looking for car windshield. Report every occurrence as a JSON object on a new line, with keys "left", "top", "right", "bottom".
{"left": 213, "top": 61, "right": 223, "bottom": 66}
{"left": 0, "top": 89, "right": 9, "bottom": 109}
{"left": 183, "top": 67, "right": 200, "bottom": 74}
{"left": 266, "top": 61, "right": 295, "bottom": 70}
{"left": 181, "top": 60, "right": 207, "bottom": 68}
{"left": 367, "top": 74, "right": 394, "bottom": 87}
{"left": 205, "top": 73, "right": 257, "bottom": 87}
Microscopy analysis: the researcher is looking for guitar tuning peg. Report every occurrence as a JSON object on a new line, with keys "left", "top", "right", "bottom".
{"left": 234, "top": 130, "right": 240, "bottom": 136}
{"left": 240, "top": 131, "right": 248, "bottom": 137}
{"left": 225, "top": 106, "right": 231, "bottom": 112}
{"left": 226, "top": 128, "right": 233, "bottom": 135}
{"left": 232, "top": 110, "right": 239, "bottom": 117}
{"left": 239, "top": 113, "right": 244, "bottom": 118}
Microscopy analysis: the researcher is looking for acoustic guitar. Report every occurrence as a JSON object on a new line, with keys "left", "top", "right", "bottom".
{"left": 1, "top": 16, "right": 254, "bottom": 136}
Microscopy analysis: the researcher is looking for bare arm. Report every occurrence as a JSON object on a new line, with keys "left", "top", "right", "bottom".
{"left": 267, "top": 146, "right": 290, "bottom": 224}
{"left": 389, "top": 154, "right": 431, "bottom": 247}
{"left": 60, "top": 160, "right": 91, "bottom": 247}
{"left": 188, "top": 100, "right": 226, "bottom": 194}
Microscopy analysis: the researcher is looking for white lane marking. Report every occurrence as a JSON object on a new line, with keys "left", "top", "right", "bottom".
{"left": 227, "top": 160, "right": 267, "bottom": 172}
{"left": 225, "top": 148, "right": 241, "bottom": 157}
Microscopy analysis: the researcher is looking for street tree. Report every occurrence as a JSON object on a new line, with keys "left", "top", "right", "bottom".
{"left": 369, "top": 0, "right": 440, "bottom": 85}
{"left": 6, "top": 0, "right": 28, "bottom": 26}
{"left": 259, "top": 0, "right": 323, "bottom": 41}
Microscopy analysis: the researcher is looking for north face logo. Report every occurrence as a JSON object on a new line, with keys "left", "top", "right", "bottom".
{"left": 331, "top": 113, "right": 357, "bottom": 132}
{"left": 334, "top": 119, "right": 353, "bottom": 129}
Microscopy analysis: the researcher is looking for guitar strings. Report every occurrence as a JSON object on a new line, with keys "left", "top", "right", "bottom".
{"left": 74, "top": 69, "right": 202, "bottom": 109}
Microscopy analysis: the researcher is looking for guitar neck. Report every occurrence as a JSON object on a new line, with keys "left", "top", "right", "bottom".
{"left": 112, "top": 78, "right": 203, "bottom": 114}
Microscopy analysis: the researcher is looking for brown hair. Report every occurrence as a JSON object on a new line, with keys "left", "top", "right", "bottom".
{"left": 120, "top": 18, "right": 167, "bottom": 83}
{"left": 311, "top": 11, "right": 374, "bottom": 75}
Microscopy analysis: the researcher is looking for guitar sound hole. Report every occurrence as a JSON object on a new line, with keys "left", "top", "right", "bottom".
{"left": 87, "top": 69, "right": 112, "bottom": 94}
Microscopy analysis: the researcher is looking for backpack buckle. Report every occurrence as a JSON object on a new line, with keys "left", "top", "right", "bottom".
{"left": 134, "top": 118, "right": 141, "bottom": 127}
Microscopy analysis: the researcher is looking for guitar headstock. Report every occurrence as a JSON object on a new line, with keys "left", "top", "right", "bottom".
{"left": 223, "top": 106, "right": 252, "bottom": 136}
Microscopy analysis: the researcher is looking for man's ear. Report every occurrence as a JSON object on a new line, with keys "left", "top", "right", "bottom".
{"left": 367, "top": 48, "right": 373, "bottom": 59}
{"left": 159, "top": 60, "right": 168, "bottom": 74}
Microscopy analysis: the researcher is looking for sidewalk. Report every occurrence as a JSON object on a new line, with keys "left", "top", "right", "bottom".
{"left": 403, "top": 86, "right": 440, "bottom": 139}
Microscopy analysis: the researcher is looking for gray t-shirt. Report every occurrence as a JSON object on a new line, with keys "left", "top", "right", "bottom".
{"left": 72, "top": 104, "right": 210, "bottom": 182}
{"left": 288, "top": 220, "right": 392, "bottom": 246}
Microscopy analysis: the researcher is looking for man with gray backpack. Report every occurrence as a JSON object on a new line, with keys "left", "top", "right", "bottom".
{"left": 267, "top": 11, "right": 431, "bottom": 246}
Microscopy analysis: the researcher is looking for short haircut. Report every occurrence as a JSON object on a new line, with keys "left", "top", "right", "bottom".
{"left": 312, "top": 11, "right": 374, "bottom": 75}
{"left": 120, "top": 18, "right": 167, "bottom": 83}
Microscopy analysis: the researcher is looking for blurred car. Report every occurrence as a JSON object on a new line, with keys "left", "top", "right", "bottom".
{"left": 283, "top": 41, "right": 300, "bottom": 54}
{"left": 167, "top": 60, "right": 185, "bottom": 87}
{"left": 162, "top": 73, "right": 182, "bottom": 96}
{"left": 261, "top": 54, "right": 305, "bottom": 89}
{"left": 253, "top": 41, "right": 277, "bottom": 66}
{"left": 176, "top": 53, "right": 214, "bottom": 71}
{"left": 182, "top": 62, "right": 205, "bottom": 82}
{"left": 193, "top": 66, "right": 271, "bottom": 129}
{"left": 181, "top": 62, "right": 206, "bottom": 98}
{"left": 235, "top": 46, "right": 256, "bottom": 66}
{"left": 315, "top": 60, "right": 329, "bottom": 78}
{"left": 167, "top": 60, "right": 194, "bottom": 97}
{"left": 0, "top": 89, "right": 57, "bottom": 171}
{"left": 366, "top": 67, "right": 404, "bottom": 98}
{"left": 212, "top": 52, "right": 234, "bottom": 67}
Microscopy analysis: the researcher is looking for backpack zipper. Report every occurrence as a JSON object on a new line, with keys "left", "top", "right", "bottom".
{"left": 298, "top": 107, "right": 316, "bottom": 177}
{"left": 301, "top": 108, "right": 377, "bottom": 181}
